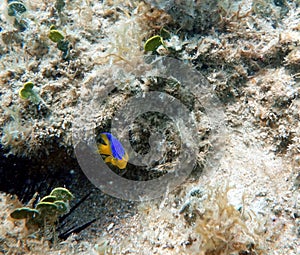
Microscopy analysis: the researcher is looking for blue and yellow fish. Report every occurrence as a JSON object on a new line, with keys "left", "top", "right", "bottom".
{"left": 97, "top": 132, "right": 129, "bottom": 169}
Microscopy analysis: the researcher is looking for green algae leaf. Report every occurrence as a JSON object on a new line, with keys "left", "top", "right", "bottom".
{"left": 50, "top": 25, "right": 56, "bottom": 30}
{"left": 55, "top": 0, "right": 66, "bottom": 12}
{"left": 160, "top": 27, "right": 171, "bottom": 40}
{"left": 50, "top": 187, "right": 74, "bottom": 202}
{"left": 144, "top": 35, "right": 164, "bottom": 52}
{"left": 36, "top": 202, "right": 58, "bottom": 215}
{"left": 54, "top": 200, "right": 69, "bottom": 214}
{"left": 13, "top": 18, "right": 27, "bottom": 32}
{"left": 40, "top": 195, "right": 57, "bottom": 203}
{"left": 19, "top": 88, "right": 32, "bottom": 100}
{"left": 10, "top": 207, "right": 39, "bottom": 219}
{"left": 57, "top": 39, "right": 70, "bottom": 59}
{"left": 23, "top": 81, "right": 34, "bottom": 91}
{"left": 49, "top": 29, "right": 64, "bottom": 43}
{"left": 7, "top": 2, "right": 27, "bottom": 17}
{"left": 19, "top": 82, "right": 34, "bottom": 100}
{"left": 19, "top": 81, "right": 40, "bottom": 103}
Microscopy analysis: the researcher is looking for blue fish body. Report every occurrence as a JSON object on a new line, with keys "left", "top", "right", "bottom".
{"left": 98, "top": 132, "right": 128, "bottom": 169}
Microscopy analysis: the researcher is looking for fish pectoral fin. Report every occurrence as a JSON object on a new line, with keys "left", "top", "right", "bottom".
{"left": 116, "top": 154, "right": 128, "bottom": 169}
{"left": 124, "top": 152, "right": 129, "bottom": 161}
{"left": 104, "top": 156, "right": 113, "bottom": 163}
{"left": 116, "top": 160, "right": 127, "bottom": 169}
{"left": 104, "top": 156, "right": 119, "bottom": 166}
{"left": 104, "top": 156, "right": 127, "bottom": 169}
{"left": 98, "top": 144, "right": 111, "bottom": 155}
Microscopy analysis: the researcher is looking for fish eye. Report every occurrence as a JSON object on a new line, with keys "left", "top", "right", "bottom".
{"left": 99, "top": 136, "right": 107, "bottom": 145}
{"left": 98, "top": 133, "right": 110, "bottom": 145}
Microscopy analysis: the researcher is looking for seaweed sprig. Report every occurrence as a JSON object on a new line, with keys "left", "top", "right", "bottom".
{"left": 7, "top": 0, "right": 28, "bottom": 31}
{"left": 48, "top": 25, "right": 70, "bottom": 60}
{"left": 19, "top": 81, "right": 51, "bottom": 109}
{"left": 10, "top": 187, "right": 74, "bottom": 240}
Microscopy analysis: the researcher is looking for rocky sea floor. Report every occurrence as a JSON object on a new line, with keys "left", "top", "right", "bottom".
{"left": 0, "top": 0, "right": 300, "bottom": 254}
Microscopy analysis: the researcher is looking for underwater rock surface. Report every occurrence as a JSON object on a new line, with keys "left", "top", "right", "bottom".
{"left": 0, "top": 0, "right": 299, "bottom": 254}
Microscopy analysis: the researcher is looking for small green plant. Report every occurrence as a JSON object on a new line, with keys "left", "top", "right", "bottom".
{"left": 55, "top": 0, "right": 66, "bottom": 13}
{"left": 19, "top": 81, "right": 50, "bottom": 108}
{"left": 7, "top": 1, "right": 26, "bottom": 17}
{"left": 7, "top": 1, "right": 28, "bottom": 31}
{"left": 50, "top": 187, "right": 74, "bottom": 201}
{"left": 10, "top": 207, "right": 40, "bottom": 219}
{"left": 19, "top": 82, "right": 37, "bottom": 102}
{"left": 13, "top": 18, "right": 27, "bottom": 31}
{"left": 49, "top": 28, "right": 65, "bottom": 43}
{"left": 39, "top": 195, "right": 57, "bottom": 203}
{"left": 144, "top": 28, "right": 171, "bottom": 52}
{"left": 144, "top": 35, "right": 164, "bottom": 52}
{"left": 48, "top": 25, "right": 70, "bottom": 59}
{"left": 10, "top": 187, "right": 74, "bottom": 239}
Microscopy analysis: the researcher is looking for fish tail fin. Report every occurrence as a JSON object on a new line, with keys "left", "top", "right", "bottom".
{"left": 116, "top": 153, "right": 129, "bottom": 169}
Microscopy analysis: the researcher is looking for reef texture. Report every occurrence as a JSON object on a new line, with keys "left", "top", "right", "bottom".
{"left": 0, "top": 0, "right": 300, "bottom": 254}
